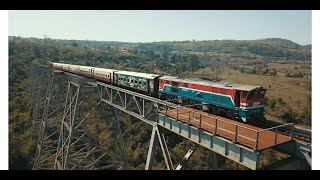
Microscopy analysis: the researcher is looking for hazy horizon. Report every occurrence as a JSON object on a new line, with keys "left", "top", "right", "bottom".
{"left": 9, "top": 35, "right": 311, "bottom": 46}
{"left": 9, "top": 10, "right": 311, "bottom": 45}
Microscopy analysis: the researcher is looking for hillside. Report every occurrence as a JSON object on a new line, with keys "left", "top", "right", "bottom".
{"left": 10, "top": 36, "right": 311, "bottom": 61}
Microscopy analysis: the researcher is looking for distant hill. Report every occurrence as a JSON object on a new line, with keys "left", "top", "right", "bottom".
{"left": 258, "top": 38, "right": 301, "bottom": 49}
{"left": 9, "top": 36, "right": 311, "bottom": 61}
{"left": 300, "top": 44, "right": 312, "bottom": 50}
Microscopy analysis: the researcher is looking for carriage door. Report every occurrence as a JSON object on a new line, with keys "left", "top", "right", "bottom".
{"left": 114, "top": 73, "right": 118, "bottom": 85}
{"left": 235, "top": 90, "right": 240, "bottom": 107}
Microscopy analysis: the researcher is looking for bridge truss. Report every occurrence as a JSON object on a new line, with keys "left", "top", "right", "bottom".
{"left": 28, "top": 65, "right": 311, "bottom": 170}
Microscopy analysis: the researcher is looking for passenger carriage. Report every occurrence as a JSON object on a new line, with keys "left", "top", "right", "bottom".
{"left": 114, "top": 71, "right": 161, "bottom": 97}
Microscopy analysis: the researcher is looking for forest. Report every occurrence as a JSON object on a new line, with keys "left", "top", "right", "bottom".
{"left": 9, "top": 36, "right": 311, "bottom": 169}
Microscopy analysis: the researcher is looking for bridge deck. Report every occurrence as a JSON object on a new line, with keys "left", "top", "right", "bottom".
{"left": 159, "top": 107, "right": 291, "bottom": 151}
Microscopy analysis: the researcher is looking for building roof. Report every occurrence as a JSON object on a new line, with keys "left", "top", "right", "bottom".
{"left": 115, "top": 71, "right": 161, "bottom": 79}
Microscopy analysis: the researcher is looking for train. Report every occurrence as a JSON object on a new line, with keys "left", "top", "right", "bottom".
{"left": 49, "top": 62, "right": 267, "bottom": 122}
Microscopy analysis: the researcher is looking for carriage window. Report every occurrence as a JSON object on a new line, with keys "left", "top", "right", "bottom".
{"left": 131, "top": 80, "right": 133, "bottom": 83}
{"left": 139, "top": 81, "right": 141, "bottom": 84}
{"left": 172, "top": 81, "right": 178, "bottom": 86}
{"left": 184, "top": 83, "right": 188, "bottom": 87}
{"left": 135, "top": 80, "right": 137, "bottom": 84}
{"left": 241, "top": 91, "right": 248, "bottom": 99}
{"left": 166, "top": 80, "right": 170, "bottom": 84}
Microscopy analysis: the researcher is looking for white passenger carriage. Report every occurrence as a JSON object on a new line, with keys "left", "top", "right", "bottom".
{"left": 92, "top": 68, "right": 117, "bottom": 84}
{"left": 78, "top": 65, "right": 95, "bottom": 78}
{"left": 52, "top": 63, "right": 65, "bottom": 70}
{"left": 62, "top": 64, "right": 70, "bottom": 72}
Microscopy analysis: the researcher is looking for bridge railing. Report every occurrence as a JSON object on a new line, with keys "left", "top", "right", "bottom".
{"left": 257, "top": 123, "right": 294, "bottom": 144}
{"left": 157, "top": 102, "right": 294, "bottom": 151}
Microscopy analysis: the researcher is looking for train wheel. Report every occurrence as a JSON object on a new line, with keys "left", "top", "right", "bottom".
{"left": 216, "top": 107, "right": 222, "bottom": 116}
{"left": 227, "top": 110, "right": 235, "bottom": 120}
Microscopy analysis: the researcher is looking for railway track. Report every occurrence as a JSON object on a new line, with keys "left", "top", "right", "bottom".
{"left": 251, "top": 120, "right": 311, "bottom": 144}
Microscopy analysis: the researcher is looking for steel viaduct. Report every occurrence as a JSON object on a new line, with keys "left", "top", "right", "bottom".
{"left": 28, "top": 64, "right": 311, "bottom": 170}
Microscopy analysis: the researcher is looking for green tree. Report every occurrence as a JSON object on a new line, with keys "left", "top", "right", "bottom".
{"left": 187, "top": 54, "right": 199, "bottom": 72}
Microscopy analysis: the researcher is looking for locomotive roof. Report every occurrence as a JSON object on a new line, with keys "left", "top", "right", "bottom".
{"left": 115, "top": 71, "right": 161, "bottom": 79}
{"left": 160, "top": 76, "right": 261, "bottom": 91}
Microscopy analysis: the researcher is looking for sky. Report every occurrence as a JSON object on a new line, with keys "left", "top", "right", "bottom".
{"left": 9, "top": 10, "right": 312, "bottom": 45}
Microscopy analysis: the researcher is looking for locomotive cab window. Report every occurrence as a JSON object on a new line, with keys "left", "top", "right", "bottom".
{"left": 248, "top": 91, "right": 256, "bottom": 100}
{"left": 241, "top": 91, "right": 248, "bottom": 99}
{"left": 259, "top": 90, "right": 266, "bottom": 98}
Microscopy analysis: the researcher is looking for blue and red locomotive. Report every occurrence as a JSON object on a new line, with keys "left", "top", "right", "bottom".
{"left": 49, "top": 62, "right": 266, "bottom": 122}
{"left": 158, "top": 76, "right": 266, "bottom": 122}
